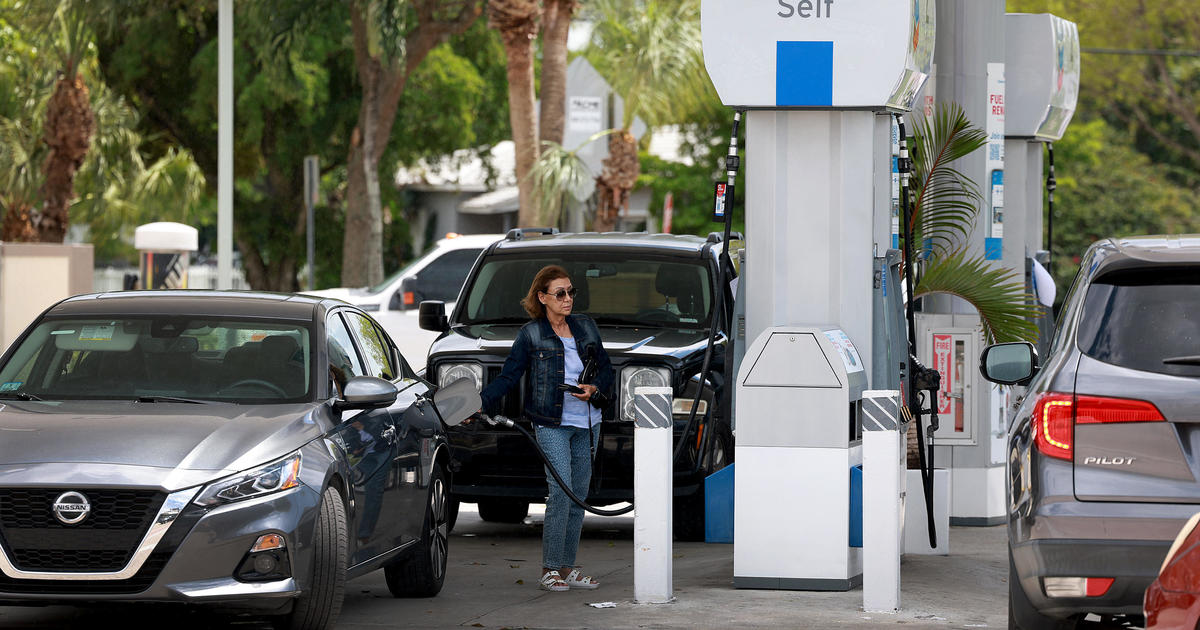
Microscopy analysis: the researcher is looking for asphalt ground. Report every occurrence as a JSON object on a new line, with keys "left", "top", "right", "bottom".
{"left": 0, "top": 504, "right": 1137, "bottom": 629}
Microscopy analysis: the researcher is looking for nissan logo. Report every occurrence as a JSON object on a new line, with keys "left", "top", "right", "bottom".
{"left": 52, "top": 491, "right": 91, "bottom": 525}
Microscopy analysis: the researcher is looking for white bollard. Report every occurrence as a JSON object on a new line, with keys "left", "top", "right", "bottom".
{"left": 633, "top": 386, "right": 674, "bottom": 604}
{"left": 862, "top": 390, "right": 904, "bottom": 613}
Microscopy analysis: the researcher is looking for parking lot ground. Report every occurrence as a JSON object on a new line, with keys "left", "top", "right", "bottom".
{"left": 0, "top": 505, "right": 1088, "bottom": 629}
{"left": 339, "top": 504, "right": 1011, "bottom": 630}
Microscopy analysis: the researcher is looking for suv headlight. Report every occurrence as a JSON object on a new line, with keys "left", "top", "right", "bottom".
{"left": 194, "top": 453, "right": 303, "bottom": 507}
{"left": 438, "top": 362, "right": 484, "bottom": 392}
{"left": 620, "top": 366, "right": 671, "bottom": 421}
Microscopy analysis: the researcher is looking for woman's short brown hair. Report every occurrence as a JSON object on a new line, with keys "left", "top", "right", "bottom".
{"left": 522, "top": 265, "right": 571, "bottom": 320}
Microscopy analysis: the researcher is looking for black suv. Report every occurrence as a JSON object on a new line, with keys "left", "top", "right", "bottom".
{"left": 979, "top": 236, "right": 1200, "bottom": 629}
{"left": 418, "top": 229, "right": 738, "bottom": 540}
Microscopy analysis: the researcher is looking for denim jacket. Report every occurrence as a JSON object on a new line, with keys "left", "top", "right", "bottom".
{"left": 479, "top": 314, "right": 615, "bottom": 427}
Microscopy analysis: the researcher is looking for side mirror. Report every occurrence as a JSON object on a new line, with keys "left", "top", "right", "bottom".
{"left": 335, "top": 376, "right": 398, "bottom": 412}
{"left": 979, "top": 342, "right": 1039, "bottom": 386}
{"left": 391, "top": 276, "right": 419, "bottom": 311}
{"left": 433, "top": 377, "right": 482, "bottom": 427}
{"left": 418, "top": 300, "right": 449, "bottom": 333}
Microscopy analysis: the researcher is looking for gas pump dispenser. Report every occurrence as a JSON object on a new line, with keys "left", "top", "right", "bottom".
{"left": 701, "top": 0, "right": 935, "bottom": 591}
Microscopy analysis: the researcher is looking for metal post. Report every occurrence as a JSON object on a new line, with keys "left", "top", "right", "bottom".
{"left": 217, "top": 0, "right": 234, "bottom": 289}
{"left": 633, "top": 386, "right": 674, "bottom": 604}
{"left": 304, "top": 155, "right": 319, "bottom": 291}
{"left": 862, "top": 390, "right": 904, "bottom": 613}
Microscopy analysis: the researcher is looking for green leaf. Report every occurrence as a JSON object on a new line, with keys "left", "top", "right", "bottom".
{"left": 910, "top": 103, "right": 988, "bottom": 254}
{"left": 914, "top": 250, "right": 1043, "bottom": 344}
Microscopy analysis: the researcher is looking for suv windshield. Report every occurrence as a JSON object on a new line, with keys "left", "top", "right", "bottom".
{"left": 458, "top": 253, "right": 713, "bottom": 329}
{"left": 1077, "top": 267, "right": 1200, "bottom": 377}
{"left": 0, "top": 317, "right": 312, "bottom": 402}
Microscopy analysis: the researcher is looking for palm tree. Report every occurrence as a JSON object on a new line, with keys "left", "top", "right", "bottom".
{"left": 488, "top": 0, "right": 541, "bottom": 227}
{"left": 527, "top": 130, "right": 611, "bottom": 226}
{"left": 584, "top": 0, "right": 712, "bottom": 231}
{"left": 538, "top": 0, "right": 577, "bottom": 147}
{"left": 907, "top": 103, "right": 1041, "bottom": 344}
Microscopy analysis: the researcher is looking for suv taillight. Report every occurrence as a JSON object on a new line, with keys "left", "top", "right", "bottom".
{"left": 1031, "top": 393, "right": 1165, "bottom": 461}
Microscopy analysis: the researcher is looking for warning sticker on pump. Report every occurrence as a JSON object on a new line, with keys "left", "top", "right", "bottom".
{"left": 823, "top": 329, "right": 864, "bottom": 374}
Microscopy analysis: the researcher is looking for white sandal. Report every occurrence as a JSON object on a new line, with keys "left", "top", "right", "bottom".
{"left": 539, "top": 570, "right": 569, "bottom": 592}
{"left": 562, "top": 568, "right": 600, "bottom": 590}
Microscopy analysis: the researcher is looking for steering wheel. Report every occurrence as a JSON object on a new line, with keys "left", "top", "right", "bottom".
{"left": 220, "top": 378, "right": 287, "bottom": 397}
{"left": 635, "top": 308, "right": 681, "bottom": 324}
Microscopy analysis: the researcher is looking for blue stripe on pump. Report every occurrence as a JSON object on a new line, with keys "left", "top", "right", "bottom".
{"left": 776, "top": 41, "right": 833, "bottom": 107}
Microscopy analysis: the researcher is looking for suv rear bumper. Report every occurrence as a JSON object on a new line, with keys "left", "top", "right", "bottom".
{"left": 1011, "top": 537, "right": 1171, "bottom": 618}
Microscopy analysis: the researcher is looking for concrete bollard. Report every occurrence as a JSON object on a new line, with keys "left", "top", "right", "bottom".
{"left": 862, "top": 390, "right": 904, "bottom": 613}
{"left": 633, "top": 386, "right": 674, "bottom": 604}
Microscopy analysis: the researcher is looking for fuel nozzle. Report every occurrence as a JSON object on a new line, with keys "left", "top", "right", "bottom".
{"left": 481, "top": 414, "right": 515, "bottom": 428}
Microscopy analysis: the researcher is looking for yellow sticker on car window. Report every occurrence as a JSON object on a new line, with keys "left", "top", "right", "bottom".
{"left": 79, "top": 325, "right": 115, "bottom": 341}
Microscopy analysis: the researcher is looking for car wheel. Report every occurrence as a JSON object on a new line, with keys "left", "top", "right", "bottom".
{"left": 276, "top": 486, "right": 347, "bottom": 630}
{"left": 1008, "top": 549, "right": 1078, "bottom": 630}
{"left": 673, "top": 425, "right": 732, "bottom": 542}
{"left": 446, "top": 496, "right": 460, "bottom": 533}
{"left": 477, "top": 498, "right": 529, "bottom": 523}
{"left": 385, "top": 466, "right": 449, "bottom": 598}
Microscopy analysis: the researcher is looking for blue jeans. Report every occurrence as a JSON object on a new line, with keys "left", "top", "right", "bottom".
{"left": 535, "top": 423, "right": 600, "bottom": 570}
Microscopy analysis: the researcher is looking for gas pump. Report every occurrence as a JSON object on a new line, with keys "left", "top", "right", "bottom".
{"left": 700, "top": 0, "right": 937, "bottom": 591}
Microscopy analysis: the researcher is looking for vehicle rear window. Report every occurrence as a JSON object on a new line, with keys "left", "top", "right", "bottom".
{"left": 459, "top": 253, "right": 713, "bottom": 329}
{"left": 1077, "top": 267, "right": 1200, "bottom": 377}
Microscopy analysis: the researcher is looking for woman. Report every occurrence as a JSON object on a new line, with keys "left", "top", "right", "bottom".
{"left": 479, "top": 265, "right": 614, "bottom": 592}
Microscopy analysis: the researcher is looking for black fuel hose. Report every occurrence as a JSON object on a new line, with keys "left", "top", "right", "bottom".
{"left": 480, "top": 414, "right": 634, "bottom": 517}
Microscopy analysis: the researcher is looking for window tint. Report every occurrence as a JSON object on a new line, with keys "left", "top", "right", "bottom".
{"left": 460, "top": 254, "right": 713, "bottom": 329}
{"left": 413, "top": 249, "right": 482, "bottom": 302}
{"left": 0, "top": 317, "right": 312, "bottom": 402}
{"left": 1076, "top": 268, "right": 1200, "bottom": 377}
{"left": 346, "top": 312, "right": 395, "bottom": 380}
{"left": 327, "top": 313, "right": 365, "bottom": 394}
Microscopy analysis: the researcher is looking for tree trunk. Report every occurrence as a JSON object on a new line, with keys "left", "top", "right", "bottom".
{"left": 538, "top": 0, "right": 575, "bottom": 147}
{"left": 490, "top": 0, "right": 541, "bottom": 228}
{"left": 39, "top": 73, "right": 95, "bottom": 243}
{"left": 594, "top": 129, "right": 638, "bottom": 232}
{"left": 2, "top": 202, "right": 38, "bottom": 242}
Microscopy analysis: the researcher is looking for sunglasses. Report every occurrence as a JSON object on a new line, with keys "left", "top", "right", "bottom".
{"left": 543, "top": 287, "right": 578, "bottom": 301}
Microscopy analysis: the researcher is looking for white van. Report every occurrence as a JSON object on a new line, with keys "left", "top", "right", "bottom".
{"left": 307, "top": 233, "right": 500, "bottom": 372}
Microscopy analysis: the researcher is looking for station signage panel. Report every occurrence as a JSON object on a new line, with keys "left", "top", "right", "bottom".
{"left": 701, "top": 0, "right": 935, "bottom": 111}
{"left": 1004, "top": 14, "right": 1080, "bottom": 141}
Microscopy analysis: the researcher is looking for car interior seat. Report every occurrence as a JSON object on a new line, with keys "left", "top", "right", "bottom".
{"left": 655, "top": 265, "right": 705, "bottom": 319}
{"left": 258, "top": 335, "right": 303, "bottom": 396}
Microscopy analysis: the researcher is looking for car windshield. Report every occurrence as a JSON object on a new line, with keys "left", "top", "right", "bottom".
{"left": 1077, "top": 267, "right": 1200, "bottom": 377}
{"left": 0, "top": 317, "right": 313, "bottom": 402}
{"left": 457, "top": 253, "right": 713, "bottom": 329}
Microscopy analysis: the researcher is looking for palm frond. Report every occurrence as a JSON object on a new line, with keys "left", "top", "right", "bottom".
{"left": 910, "top": 103, "right": 988, "bottom": 254}
{"left": 913, "top": 250, "right": 1042, "bottom": 344}
{"left": 527, "top": 134, "right": 604, "bottom": 226}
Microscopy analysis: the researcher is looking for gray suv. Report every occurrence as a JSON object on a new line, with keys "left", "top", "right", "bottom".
{"left": 0, "top": 291, "right": 476, "bottom": 629}
{"left": 980, "top": 236, "right": 1200, "bottom": 629}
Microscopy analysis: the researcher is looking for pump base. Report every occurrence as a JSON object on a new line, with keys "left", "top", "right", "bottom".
{"left": 734, "top": 575, "right": 862, "bottom": 592}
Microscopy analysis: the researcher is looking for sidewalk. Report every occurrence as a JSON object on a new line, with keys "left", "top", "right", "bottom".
{"left": 338, "top": 506, "right": 1009, "bottom": 629}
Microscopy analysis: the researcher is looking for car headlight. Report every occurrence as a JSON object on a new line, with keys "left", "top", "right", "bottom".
{"left": 438, "top": 362, "right": 484, "bottom": 392}
{"left": 194, "top": 453, "right": 303, "bottom": 507}
{"left": 620, "top": 366, "right": 671, "bottom": 421}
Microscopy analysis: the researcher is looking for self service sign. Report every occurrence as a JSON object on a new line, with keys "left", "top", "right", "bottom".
{"left": 702, "top": 0, "right": 935, "bottom": 111}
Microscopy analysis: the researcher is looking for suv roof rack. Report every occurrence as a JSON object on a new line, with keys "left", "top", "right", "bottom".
{"left": 706, "top": 231, "right": 745, "bottom": 243}
{"left": 505, "top": 227, "right": 560, "bottom": 241}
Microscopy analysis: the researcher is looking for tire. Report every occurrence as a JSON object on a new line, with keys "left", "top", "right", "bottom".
{"left": 385, "top": 466, "right": 449, "bottom": 598}
{"left": 276, "top": 486, "right": 347, "bottom": 630}
{"left": 1008, "top": 549, "right": 1077, "bottom": 630}
{"left": 477, "top": 498, "right": 529, "bottom": 523}
{"left": 673, "top": 425, "right": 733, "bottom": 542}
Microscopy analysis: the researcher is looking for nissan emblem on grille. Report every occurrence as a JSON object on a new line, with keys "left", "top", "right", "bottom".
{"left": 52, "top": 491, "right": 91, "bottom": 525}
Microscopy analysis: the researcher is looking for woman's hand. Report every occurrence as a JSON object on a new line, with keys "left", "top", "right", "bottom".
{"left": 572, "top": 384, "right": 598, "bottom": 402}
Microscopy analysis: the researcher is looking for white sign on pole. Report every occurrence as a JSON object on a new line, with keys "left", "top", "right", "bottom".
{"left": 567, "top": 96, "right": 604, "bottom": 134}
{"left": 985, "top": 62, "right": 1005, "bottom": 259}
{"left": 701, "top": 0, "right": 934, "bottom": 110}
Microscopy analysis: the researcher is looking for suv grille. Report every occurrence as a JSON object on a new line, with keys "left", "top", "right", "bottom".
{"left": 0, "top": 488, "right": 165, "bottom": 572}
